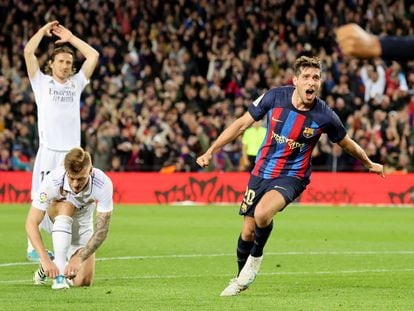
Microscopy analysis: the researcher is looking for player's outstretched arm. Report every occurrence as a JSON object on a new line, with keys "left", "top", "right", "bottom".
{"left": 337, "top": 135, "right": 384, "bottom": 177}
{"left": 196, "top": 112, "right": 255, "bottom": 168}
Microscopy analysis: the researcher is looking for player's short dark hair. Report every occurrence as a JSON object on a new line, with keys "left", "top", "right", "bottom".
{"left": 294, "top": 56, "right": 321, "bottom": 76}
{"left": 64, "top": 147, "right": 92, "bottom": 174}
{"left": 44, "top": 45, "right": 76, "bottom": 75}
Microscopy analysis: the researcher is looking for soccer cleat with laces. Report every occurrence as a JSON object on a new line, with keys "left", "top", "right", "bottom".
{"left": 33, "top": 265, "right": 47, "bottom": 285}
{"left": 237, "top": 255, "right": 263, "bottom": 288}
{"left": 52, "top": 275, "right": 70, "bottom": 290}
{"left": 220, "top": 278, "right": 247, "bottom": 296}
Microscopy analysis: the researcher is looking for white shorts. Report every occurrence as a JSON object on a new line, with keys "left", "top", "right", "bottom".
{"left": 39, "top": 214, "right": 93, "bottom": 260}
{"left": 31, "top": 146, "right": 68, "bottom": 199}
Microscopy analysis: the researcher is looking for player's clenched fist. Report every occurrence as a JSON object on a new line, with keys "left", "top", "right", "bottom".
{"left": 335, "top": 23, "right": 381, "bottom": 58}
{"left": 196, "top": 153, "right": 212, "bottom": 168}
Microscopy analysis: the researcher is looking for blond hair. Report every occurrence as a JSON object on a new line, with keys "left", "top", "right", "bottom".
{"left": 64, "top": 147, "right": 92, "bottom": 174}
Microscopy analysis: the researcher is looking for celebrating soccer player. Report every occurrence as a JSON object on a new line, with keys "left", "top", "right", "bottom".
{"left": 197, "top": 56, "right": 384, "bottom": 296}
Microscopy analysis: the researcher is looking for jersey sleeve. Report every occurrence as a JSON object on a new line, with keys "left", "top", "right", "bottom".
{"left": 324, "top": 109, "right": 347, "bottom": 143}
{"left": 248, "top": 93, "right": 270, "bottom": 121}
{"left": 28, "top": 69, "right": 42, "bottom": 85}
{"left": 74, "top": 70, "right": 89, "bottom": 91}
{"left": 28, "top": 69, "right": 45, "bottom": 107}
{"left": 380, "top": 36, "right": 414, "bottom": 62}
{"left": 96, "top": 174, "right": 114, "bottom": 213}
{"left": 31, "top": 174, "right": 59, "bottom": 211}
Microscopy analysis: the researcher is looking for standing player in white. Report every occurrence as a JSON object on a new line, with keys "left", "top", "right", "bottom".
{"left": 24, "top": 20, "right": 99, "bottom": 261}
{"left": 26, "top": 147, "right": 113, "bottom": 289}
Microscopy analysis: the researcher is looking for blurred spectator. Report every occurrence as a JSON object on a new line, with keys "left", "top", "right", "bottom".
{"left": 0, "top": 148, "right": 12, "bottom": 171}
{"left": 311, "top": 134, "right": 333, "bottom": 171}
{"left": 11, "top": 144, "right": 31, "bottom": 171}
{"left": 360, "top": 60, "right": 386, "bottom": 104}
{"left": 385, "top": 61, "right": 409, "bottom": 100}
{"left": 241, "top": 121, "right": 266, "bottom": 172}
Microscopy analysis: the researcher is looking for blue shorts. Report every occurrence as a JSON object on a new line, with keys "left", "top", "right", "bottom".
{"left": 239, "top": 175, "right": 309, "bottom": 216}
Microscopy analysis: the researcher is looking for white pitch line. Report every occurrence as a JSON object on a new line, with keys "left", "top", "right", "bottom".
{"left": 1, "top": 268, "right": 414, "bottom": 284}
{"left": 101, "top": 268, "right": 414, "bottom": 280}
{"left": 1, "top": 250, "right": 414, "bottom": 268}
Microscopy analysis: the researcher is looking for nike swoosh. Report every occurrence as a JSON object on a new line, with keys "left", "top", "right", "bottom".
{"left": 272, "top": 117, "right": 283, "bottom": 123}
{"left": 274, "top": 185, "right": 287, "bottom": 191}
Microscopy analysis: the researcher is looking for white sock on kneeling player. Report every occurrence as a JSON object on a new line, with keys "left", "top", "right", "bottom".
{"left": 52, "top": 215, "right": 73, "bottom": 275}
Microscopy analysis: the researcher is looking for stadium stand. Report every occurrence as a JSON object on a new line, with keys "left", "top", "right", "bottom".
{"left": 0, "top": 0, "right": 412, "bottom": 173}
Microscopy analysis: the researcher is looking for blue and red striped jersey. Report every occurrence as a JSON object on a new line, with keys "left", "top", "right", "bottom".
{"left": 248, "top": 86, "right": 346, "bottom": 181}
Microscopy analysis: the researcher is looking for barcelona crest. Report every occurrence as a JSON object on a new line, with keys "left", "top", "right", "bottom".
{"left": 303, "top": 127, "right": 315, "bottom": 138}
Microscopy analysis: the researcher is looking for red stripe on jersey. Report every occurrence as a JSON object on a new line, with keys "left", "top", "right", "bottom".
{"left": 296, "top": 127, "right": 322, "bottom": 177}
{"left": 270, "top": 112, "right": 306, "bottom": 178}
{"left": 296, "top": 140, "right": 315, "bottom": 177}
{"left": 252, "top": 108, "right": 283, "bottom": 176}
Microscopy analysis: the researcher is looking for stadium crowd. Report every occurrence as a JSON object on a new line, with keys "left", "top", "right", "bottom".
{"left": 0, "top": 0, "right": 413, "bottom": 173}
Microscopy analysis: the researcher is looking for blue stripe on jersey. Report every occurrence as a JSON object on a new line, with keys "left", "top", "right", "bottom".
{"left": 286, "top": 120, "right": 318, "bottom": 177}
{"left": 287, "top": 147, "right": 307, "bottom": 176}
{"left": 92, "top": 177, "right": 104, "bottom": 188}
{"left": 254, "top": 110, "right": 272, "bottom": 166}
{"left": 263, "top": 110, "right": 298, "bottom": 179}
{"left": 92, "top": 176, "right": 106, "bottom": 189}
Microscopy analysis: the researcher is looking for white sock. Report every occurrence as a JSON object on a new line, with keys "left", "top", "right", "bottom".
{"left": 52, "top": 215, "right": 73, "bottom": 275}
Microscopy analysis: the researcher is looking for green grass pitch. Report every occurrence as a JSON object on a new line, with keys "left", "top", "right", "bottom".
{"left": 0, "top": 203, "right": 413, "bottom": 310}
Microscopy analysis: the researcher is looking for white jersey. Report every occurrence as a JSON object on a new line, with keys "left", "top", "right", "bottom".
{"left": 32, "top": 166, "right": 113, "bottom": 225}
{"left": 29, "top": 69, "right": 88, "bottom": 151}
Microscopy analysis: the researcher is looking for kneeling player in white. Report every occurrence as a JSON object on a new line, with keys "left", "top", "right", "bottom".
{"left": 25, "top": 147, "right": 113, "bottom": 289}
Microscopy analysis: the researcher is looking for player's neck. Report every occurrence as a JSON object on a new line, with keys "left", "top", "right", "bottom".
{"left": 291, "top": 90, "right": 313, "bottom": 111}
{"left": 52, "top": 74, "right": 69, "bottom": 85}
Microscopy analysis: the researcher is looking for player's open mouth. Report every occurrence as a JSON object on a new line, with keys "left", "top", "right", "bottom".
{"left": 305, "top": 89, "right": 315, "bottom": 99}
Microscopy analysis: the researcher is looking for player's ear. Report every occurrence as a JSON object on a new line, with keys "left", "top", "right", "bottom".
{"left": 292, "top": 76, "right": 297, "bottom": 86}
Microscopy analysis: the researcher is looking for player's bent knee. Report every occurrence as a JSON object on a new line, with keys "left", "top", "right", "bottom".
{"left": 74, "top": 275, "right": 94, "bottom": 287}
{"left": 241, "top": 231, "right": 254, "bottom": 241}
{"left": 73, "top": 254, "right": 95, "bottom": 287}
{"left": 241, "top": 217, "right": 255, "bottom": 240}
{"left": 241, "top": 227, "right": 254, "bottom": 240}
{"left": 48, "top": 201, "right": 76, "bottom": 219}
{"left": 253, "top": 210, "right": 271, "bottom": 227}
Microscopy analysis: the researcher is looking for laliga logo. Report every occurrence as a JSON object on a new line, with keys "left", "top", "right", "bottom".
{"left": 39, "top": 192, "right": 48, "bottom": 203}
